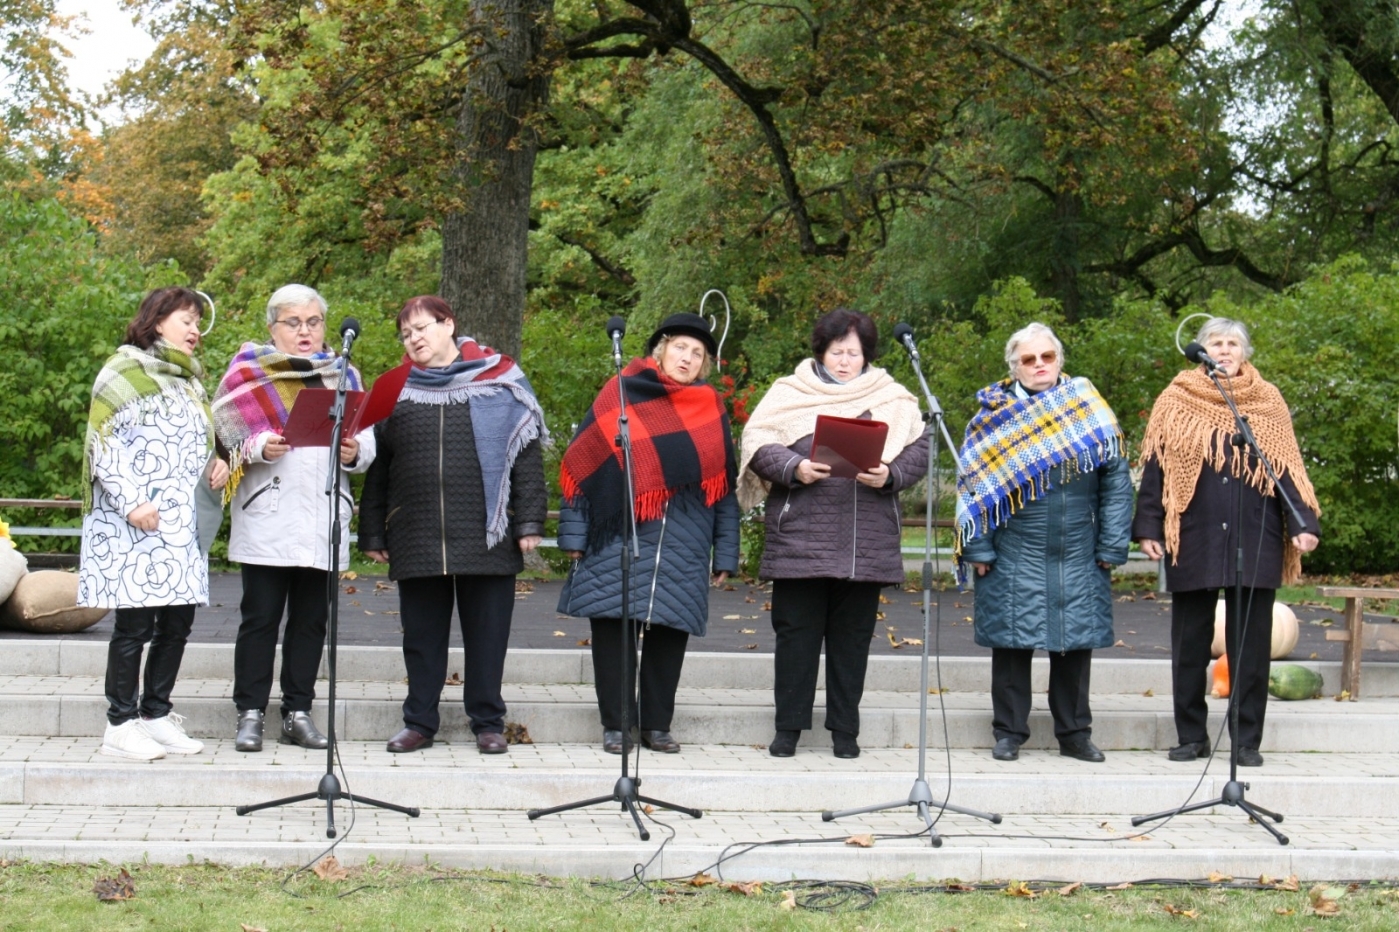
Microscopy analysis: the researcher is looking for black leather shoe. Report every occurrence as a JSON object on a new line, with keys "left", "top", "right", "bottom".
{"left": 1167, "top": 740, "right": 1211, "bottom": 762}
{"left": 832, "top": 732, "right": 860, "bottom": 759}
{"left": 234, "top": 709, "right": 264, "bottom": 752}
{"left": 640, "top": 730, "right": 681, "bottom": 753}
{"left": 1060, "top": 738, "right": 1105, "bottom": 762}
{"left": 1237, "top": 747, "right": 1264, "bottom": 767}
{"left": 768, "top": 730, "right": 799, "bottom": 758}
{"left": 992, "top": 737, "right": 1020, "bottom": 761}
{"left": 386, "top": 727, "right": 433, "bottom": 753}
{"left": 602, "top": 729, "right": 625, "bottom": 754}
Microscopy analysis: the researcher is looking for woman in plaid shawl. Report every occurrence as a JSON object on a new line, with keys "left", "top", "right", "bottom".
{"left": 212, "top": 284, "right": 376, "bottom": 753}
{"left": 557, "top": 313, "right": 740, "bottom": 755}
{"left": 957, "top": 322, "right": 1133, "bottom": 764}
{"left": 79, "top": 287, "right": 230, "bottom": 762}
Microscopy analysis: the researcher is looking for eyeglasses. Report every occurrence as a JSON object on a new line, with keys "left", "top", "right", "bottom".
{"left": 274, "top": 316, "right": 325, "bottom": 332}
{"left": 1018, "top": 350, "right": 1058, "bottom": 367}
{"left": 398, "top": 319, "right": 444, "bottom": 344}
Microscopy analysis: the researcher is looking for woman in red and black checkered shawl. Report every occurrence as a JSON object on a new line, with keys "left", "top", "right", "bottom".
{"left": 557, "top": 313, "right": 741, "bottom": 755}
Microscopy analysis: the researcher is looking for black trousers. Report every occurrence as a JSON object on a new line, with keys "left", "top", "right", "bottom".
{"left": 770, "top": 577, "right": 882, "bottom": 736}
{"left": 590, "top": 618, "right": 689, "bottom": 732}
{"left": 233, "top": 563, "right": 329, "bottom": 717}
{"left": 1172, "top": 587, "right": 1275, "bottom": 750}
{"left": 104, "top": 604, "right": 197, "bottom": 725}
{"left": 398, "top": 574, "right": 515, "bottom": 738}
{"left": 990, "top": 647, "right": 1094, "bottom": 745}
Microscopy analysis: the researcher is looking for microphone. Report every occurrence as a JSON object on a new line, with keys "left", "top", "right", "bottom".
{"left": 1183, "top": 341, "right": 1221, "bottom": 372}
{"left": 893, "top": 322, "right": 919, "bottom": 362}
{"left": 339, "top": 317, "right": 360, "bottom": 355}
{"left": 606, "top": 315, "right": 626, "bottom": 367}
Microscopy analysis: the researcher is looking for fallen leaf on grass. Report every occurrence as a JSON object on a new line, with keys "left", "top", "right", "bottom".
{"left": 312, "top": 855, "right": 349, "bottom": 883}
{"left": 845, "top": 834, "right": 875, "bottom": 848}
{"left": 1003, "top": 880, "right": 1037, "bottom": 898}
{"left": 1275, "top": 908, "right": 1295, "bottom": 915}
{"left": 1207, "top": 871, "right": 1233, "bottom": 883}
{"left": 688, "top": 872, "right": 717, "bottom": 887}
{"left": 779, "top": 890, "right": 797, "bottom": 910}
{"left": 1308, "top": 884, "right": 1343, "bottom": 915}
{"left": 1057, "top": 881, "right": 1083, "bottom": 897}
{"left": 1162, "top": 903, "right": 1199, "bottom": 918}
{"left": 504, "top": 722, "right": 533, "bottom": 745}
{"left": 1273, "top": 875, "right": 1301, "bottom": 892}
{"left": 93, "top": 868, "right": 135, "bottom": 901}
{"left": 723, "top": 881, "right": 763, "bottom": 896}
{"left": 241, "top": 925, "right": 268, "bottom": 932}
{"left": 1106, "top": 882, "right": 1134, "bottom": 890}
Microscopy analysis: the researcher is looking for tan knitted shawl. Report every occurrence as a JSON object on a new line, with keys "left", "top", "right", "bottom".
{"left": 1139, "top": 362, "right": 1320, "bottom": 584}
{"left": 738, "top": 359, "right": 923, "bottom": 510}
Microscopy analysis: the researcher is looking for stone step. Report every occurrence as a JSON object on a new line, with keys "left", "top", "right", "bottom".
{"left": 1, "top": 800, "right": 1396, "bottom": 881}
{"left": 0, "top": 740, "right": 1391, "bottom": 819}
{"left": 4, "top": 676, "right": 1397, "bottom": 752}
{"left": 5, "top": 642, "right": 1398, "bottom": 696}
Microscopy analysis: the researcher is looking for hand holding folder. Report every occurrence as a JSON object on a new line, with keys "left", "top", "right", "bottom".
{"left": 281, "top": 363, "right": 411, "bottom": 447}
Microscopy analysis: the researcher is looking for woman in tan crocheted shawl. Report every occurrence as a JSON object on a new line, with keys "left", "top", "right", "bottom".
{"left": 1132, "top": 317, "right": 1320, "bottom": 768}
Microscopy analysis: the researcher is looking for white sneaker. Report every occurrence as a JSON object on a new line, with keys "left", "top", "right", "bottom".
{"left": 101, "top": 719, "right": 166, "bottom": 761}
{"left": 141, "top": 712, "right": 204, "bottom": 755}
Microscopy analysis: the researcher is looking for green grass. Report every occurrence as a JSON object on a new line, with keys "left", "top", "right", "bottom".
{"left": 4, "top": 861, "right": 1398, "bottom": 931}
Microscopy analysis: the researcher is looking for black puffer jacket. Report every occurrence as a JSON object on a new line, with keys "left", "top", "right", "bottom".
{"left": 747, "top": 427, "right": 929, "bottom": 584}
{"left": 358, "top": 400, "right": 547, "bottom": 580}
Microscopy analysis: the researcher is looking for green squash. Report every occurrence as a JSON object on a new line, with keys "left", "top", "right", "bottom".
{"left": 1268, "top": 664, "right": 1324, "bottom": 701}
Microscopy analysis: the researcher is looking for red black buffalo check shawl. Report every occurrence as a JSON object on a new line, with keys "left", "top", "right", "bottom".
{"left": 560, "top": 356, "right": 735, "bottom": 553}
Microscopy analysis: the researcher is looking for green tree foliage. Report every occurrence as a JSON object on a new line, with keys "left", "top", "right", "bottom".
{"left": 1, "top": 0, "right": 81, "bottom": 161}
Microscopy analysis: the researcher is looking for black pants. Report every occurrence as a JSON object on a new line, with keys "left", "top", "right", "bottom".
{"left": 105, "top": 604, "right": 197, "bottom": 725}
{"left": 398, "top": 574, "right": 515, "bottom": 738}
{"left": 233, "top": 563, "right": 329, "bottom": 717}
{"left": 770, "top": 577, "right": 881, "bottom": 736}
{"left": 1172, "top": 587, "right": 1274, "bottom": 750}
{"left": 990, "top": 647, "right": 1094, "bottom": 746}
{"left": 590, "top": 618, "right": 689, "bottom": 732}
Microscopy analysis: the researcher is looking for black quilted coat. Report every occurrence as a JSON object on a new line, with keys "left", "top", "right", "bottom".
{"left": 358, "top": 400, "right": 547, "bottom": 581}
{"left": 747, "top": 429, "right": 929, "bottom": 584}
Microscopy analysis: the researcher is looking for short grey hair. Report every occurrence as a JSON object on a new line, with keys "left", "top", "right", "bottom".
{"left": 265, "top": 284, "right": 328, "bottom": 326}
{"left": 1195, "top": 316, "right": 1253, "bottom": 360}
{"left": 1004, "top": 321, "right": 1064, "bottom": 378}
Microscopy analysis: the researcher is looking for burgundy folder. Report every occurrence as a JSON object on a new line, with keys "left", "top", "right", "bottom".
{"left": 282, "top": 362, "right": 411, "bottom": 447}
{"left": 811, "top": 414, "right": 888, "bottom": 478}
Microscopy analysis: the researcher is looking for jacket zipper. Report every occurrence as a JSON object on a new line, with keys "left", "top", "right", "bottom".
{"left": 849, "top": 482, "right": 859, "bottom": 579}
{"left": 645, "top": 503, "right": 670, "bottom": 623}
{"left": 240, "top": 477, "right": 279, "bottom": 510}
{"left": 438, "top": 406, "right": 447, "bottom": 575}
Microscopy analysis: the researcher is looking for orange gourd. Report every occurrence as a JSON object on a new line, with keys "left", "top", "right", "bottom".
{"left": 1210, "top": 654, "right": 1230, "bottom": 698}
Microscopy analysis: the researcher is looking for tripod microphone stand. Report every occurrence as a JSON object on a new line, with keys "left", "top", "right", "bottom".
{"left": 1132, "top": 356, "right": 1308, "bottom": 846}
{"left": 822, "top": 325, "right": 1002, "bottom": 846}
{"left": 528, "top": 321, "right": 702, "bottom": 841}
{"left": 237, "top": 318, "right": 420, "bottom": 838}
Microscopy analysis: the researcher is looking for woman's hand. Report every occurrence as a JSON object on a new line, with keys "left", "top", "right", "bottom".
{"left": 364, "top": 549, "right": 389, "bottom": 563}
{"left": 855, "top": 463, "right": 890, "bottom": 488}
{"left": 518, "top": 535, "right": 543, "bottom": 554}
{"left": 566, "top": 550, "right": 584, "bottom": 560}
{"left": 208, "top": 459, "right": 230, "bottom": 490}
{"left": 794, "top": 458, "right": 831, "bottom": 484}
{"left": 970, "top": 561, "right": 992, "bottom": 577}
{"left": 127, "top": 502, "right": 159, "bottom": 532}
{"left": 339, "top": 437, "right": 359, "bottom": 465}
{"left": 1292, "top": 532, "right": 1320, "bottom": 553}
{"left": 263, "top": 434, "right": 290, "bottom": 461}
{"left": 712, "top": 571, "right": 730, "bottom": 587}
{"left": 1139, "top": 539, "right": 1164, "bottom": 560}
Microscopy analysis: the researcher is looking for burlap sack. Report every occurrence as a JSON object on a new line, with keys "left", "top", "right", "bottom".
{"left": 0, "top": 570, "right": 108, "bottom": 633}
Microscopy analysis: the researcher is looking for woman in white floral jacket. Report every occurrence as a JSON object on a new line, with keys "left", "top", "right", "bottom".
{"left": 79, "top": 287, "right": 230, "bottom": 761}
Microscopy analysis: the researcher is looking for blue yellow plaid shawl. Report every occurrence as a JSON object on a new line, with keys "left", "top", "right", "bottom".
{"left": 954, "top": 376, "right": 1123, "bottom": 583}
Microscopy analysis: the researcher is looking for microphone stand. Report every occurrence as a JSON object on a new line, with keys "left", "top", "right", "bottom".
{"left": 1132, "top": 363, "right": 1305, "bottom": 845}
{"left": 237, "top": 332, "right": 420, "bottom": 837}
{"left": 822, "top": 337, "right": 1002, "bottom": 846}
{"left": 528, "top": 343, "right": 702, "bottom": 840}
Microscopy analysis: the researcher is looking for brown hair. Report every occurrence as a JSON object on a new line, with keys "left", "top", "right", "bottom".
{"left": 124, "top": 287, "right": 205, "bottom": 349}
{"left": 811, "top": 308, "right": 878, "bottom": 360}
{"left": 396, "top": 295, "right": 457, "bottom": 337}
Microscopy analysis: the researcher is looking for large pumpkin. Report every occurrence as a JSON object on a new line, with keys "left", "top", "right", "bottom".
{"left": 1211, "top": 599, "right": 1300, "bottom": 660}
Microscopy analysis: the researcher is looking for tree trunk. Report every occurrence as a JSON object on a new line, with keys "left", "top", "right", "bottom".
{"left": 439, "top": 0, "right": 553, "bottom": 358}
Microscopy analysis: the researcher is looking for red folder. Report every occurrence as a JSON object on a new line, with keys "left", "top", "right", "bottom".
{"left": 811, "top": 414, "right": 888, "bottom": 478}
{"left": 282, "top": 363, "right": 411, "bottom": 447}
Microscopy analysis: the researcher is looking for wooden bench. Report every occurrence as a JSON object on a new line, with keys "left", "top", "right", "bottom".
{"left": 1318, "top": 586, "right": 1399, "bottom": 698}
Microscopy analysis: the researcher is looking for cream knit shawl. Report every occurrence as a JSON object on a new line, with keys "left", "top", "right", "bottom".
{"left": 738, "top": 359, "right": 923, "bottom": 510}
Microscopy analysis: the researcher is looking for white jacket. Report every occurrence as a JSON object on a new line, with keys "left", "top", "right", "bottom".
{"left": 228, "top": 429, "right": 376, "bottom": 570}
